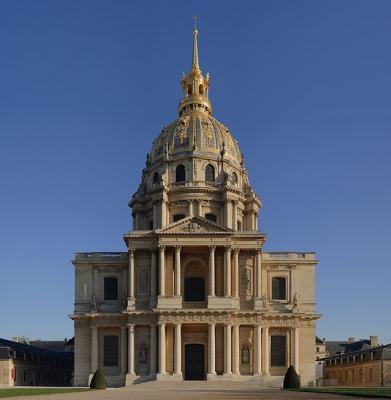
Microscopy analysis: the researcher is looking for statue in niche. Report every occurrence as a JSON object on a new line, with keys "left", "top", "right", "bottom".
{"left": 138, "top": 343, "right": 148, "bottom": 365}
{"left": 241, "top": 346, "right": 250, "bottom": 365}
{"left": 90, "top": 295, "right": 97, "bottom": 313}
{"left": 241, "top": 268, "right": 251, "bottom": 295}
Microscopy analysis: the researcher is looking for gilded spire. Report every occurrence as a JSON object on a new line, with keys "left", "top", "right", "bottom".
{"left": 192, "top": 16, "right": 199, "bottom": 68}
{"left": 178, "top": 18, "right": 212, "bottom": 117}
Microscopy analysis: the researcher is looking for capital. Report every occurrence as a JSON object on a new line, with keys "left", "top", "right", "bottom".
{"left": 233, "top": 248, "right": 240, "bottom": 254}
{"left": 175, "top": 245, "right": 182, "bottom": 252}
{"left": 158, "top": 245, "right": 166, "bottom": 251}
{"left": 129, "top": 248, "right": 135, "bottom": 255}
{"left": 209, "top": 245, "right": 216, "bottom": 252}
{"left": 225, "top": 245, "right": 232, "bottom": 252}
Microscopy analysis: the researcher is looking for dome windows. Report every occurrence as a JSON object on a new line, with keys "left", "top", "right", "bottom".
{"left": 205, "top": 164, "right": 215, "bottom": 182}
{"left": 199, "top": 84, "right": 204, "bottom": 95}
{"left": 232, "top": 172, "right": 238, "bottom": 186}
{"left": 153, "top": 172, "right": 160, "bottom": 184}
{"left": 176, "top": 164, "right": 186, "bottom": 182}
{"left": 205, "top": 213, "right": 217, "bottom": 222}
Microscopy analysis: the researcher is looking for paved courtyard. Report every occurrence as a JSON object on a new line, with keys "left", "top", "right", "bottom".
{"left": 4, "top": 381, "right": 384, "bottom": 400}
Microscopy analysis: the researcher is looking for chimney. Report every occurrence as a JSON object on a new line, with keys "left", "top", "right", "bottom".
{"left": 348, "top": 337, "right": 355, "bottom": 343}
{"left": 370, "top": 336, "right": 378, "bottom": 348}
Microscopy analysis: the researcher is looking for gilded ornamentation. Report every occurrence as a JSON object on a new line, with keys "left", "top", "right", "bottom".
{"left": 176, "top": 115, "right": 190, "bottom": 144}
{"left": 221, "top": 124, "right": 234, "bottom": 149}
{"left": 201, "top": 118, "right": 213, "bottom": 144}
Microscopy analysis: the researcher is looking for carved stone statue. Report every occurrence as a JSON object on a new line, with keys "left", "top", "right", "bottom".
{"left": 241, "top": 346, "right": 250, "bottom": 365}
{"left": 261, "top": 295, "right": 269, "bottom": 309}
{"left": 122, "top": 294, "right": 128, "bottom": 310}
{"left": 138, "top": 343, "right": 148, "bottom": 365}
{"left": 90, "top": 295, "right": 97, "bottom": 313}
{"left": 293, "top": 292, "right": 299, "bottom": 307}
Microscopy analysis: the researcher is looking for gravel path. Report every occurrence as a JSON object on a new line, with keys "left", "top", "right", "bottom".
{"left": 4, "top": 382, "right": 380, "bottom": 400}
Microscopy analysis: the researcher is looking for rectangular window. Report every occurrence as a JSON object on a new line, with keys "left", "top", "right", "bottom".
{"left": 104, "top": 277, "right": 118, "bottom": 300}
{"left": 103, "top": 335, "right": 119, "bottom": 367}
{"left": 369, "top": 367, "right": 373, "bottom": 383}
{"left": 271, "top": 335, "right": 286, "bottom": 367}
{"left": 272, "top": 277, "right": 286, "bottom": 300}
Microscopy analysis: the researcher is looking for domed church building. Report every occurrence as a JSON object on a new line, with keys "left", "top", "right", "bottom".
{"left": 71, "top": 26, "right": 319, "bottom": 387}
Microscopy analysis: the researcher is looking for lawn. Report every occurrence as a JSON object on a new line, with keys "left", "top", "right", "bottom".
{"left": 294, "top": 387, "right": 391, "bottom": 398}
{"left": 0, "top": 388, "right": 90, "bottom": 398}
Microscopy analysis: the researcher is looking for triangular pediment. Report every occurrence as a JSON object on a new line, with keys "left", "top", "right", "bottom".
{"left": 156, "top": 216, "right": 233, "bottom": 235}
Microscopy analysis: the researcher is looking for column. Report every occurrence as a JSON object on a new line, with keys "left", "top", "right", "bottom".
{"left": 149, "top": 325, "right": 157, "bottom": 375}
{"left": 209, "top": 245, "right": 216, "bottom": 296}
{"left": 128, "top": 248, "right": 135, "bottom": 299}
{"left": 254, "top": 325, "right": 262, "bottom": 374}
{"left": 255, "top": 213, "right": 259, "bottom": 230}
{"left": 175, "top": 246, "right": 181, "bottom": 296}
{"left": 232, "top": 325, "right": 240, "bottom": 375}
{"left": 224, "top": 201, "right": 229, "bottom": 227}
{"left": 255, "top": 249, "right": 262, "bottom": 298}
{"left": 224, "top": 324, "right": 232, "bottom": 375}
{"left": 127, "top": 324, "right": 135, "bottom": 374}
{"left": 91, "top": 326, "right": 98, "bottom": 373}
{"left": 233, "top": 248, "right": 239, "bottom": 298}
{"left": 208, "top": 323, "right": 216, "bottom": 375}
{"left": 224, "top": 246, "right": 232, "bottom": 297}
{"left": 197, "top": 199, "right": 203, "bottom": 217}
{"left": 161, "top": 201, "right": 167, "bottom": 227}
{"left": 153, "top": 202, "right": 158, "bottom": 229}
{"left": 263, "top": 327, "right": 269, "bottom": 375}
{"left": 188, "top": 199, "right": 194, "bottom": 217}
{"left": 159, "top": 246, "right": 165, "bottom": 296}
{"left": 174, "top": 324, "right": 182, "bottom": 376}
{"left": 150, "top": 250, "right": 156, "bottom": 305}
{"left": 294, "top": 327, "right": 299, "bottom": 373}
{"left": 158, "top": 323, "right": 166, "bottom": 375}
{"left": 232, "top": 200, "right": 238, "bottom": 230}
{"left": 120, "top": 326, "right": 127, "bottom": 375}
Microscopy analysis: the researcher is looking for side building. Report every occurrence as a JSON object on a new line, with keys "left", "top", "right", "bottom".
{"left": 0, "top": 338, "right": 73, "bottom": 387}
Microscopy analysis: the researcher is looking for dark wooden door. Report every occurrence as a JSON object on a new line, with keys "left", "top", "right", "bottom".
{"left": 184, "top": 344, "right": 205, "bottom": 380}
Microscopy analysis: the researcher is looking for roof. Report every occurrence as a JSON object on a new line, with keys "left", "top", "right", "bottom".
{"left": 0, "top": 338, "right": 73, "bottom": 360}
{"left": 323, "top": 343, "right": 391, "bottom": 362}
{"left": 326, "top": 340, "right": 371, "bottom": 356}
{"left": 316, "top": 336, "right": 325, "bottom": 344}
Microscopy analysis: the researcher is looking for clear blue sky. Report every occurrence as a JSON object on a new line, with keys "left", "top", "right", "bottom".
{"left": 0, "top": 0, "right": 390, "bottom": 343}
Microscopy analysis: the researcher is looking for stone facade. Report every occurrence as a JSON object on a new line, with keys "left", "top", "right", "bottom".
{"left": 70, "top": 26, "right": 319, "bottom": 387}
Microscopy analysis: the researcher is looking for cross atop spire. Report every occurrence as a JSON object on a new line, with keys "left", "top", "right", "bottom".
{"left": 192, "top": 16, "right": 199, "bottom": 32}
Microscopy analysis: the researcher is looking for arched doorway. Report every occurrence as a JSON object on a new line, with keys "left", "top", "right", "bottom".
{"left": 184, "top": 344, "right": 205, "bottom": 380}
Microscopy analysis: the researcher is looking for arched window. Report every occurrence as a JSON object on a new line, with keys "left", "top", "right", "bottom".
{"left": 176, "top": 164, "right": 186, "bottom": 182}
{"left": 153, "top": 171, "right": 159, "bottom": 184}
{"left": 199, "top": 84, "right": 204, "bottom": 95}
{"left": 184, "top": 277, "right": 205, "bottom": 302}
{"left": 148, "top": 220, "right": 153, "bottom": 230}
{"left": 205, "top": 164, "right": 215, "bottom": 182}
{"left": 187, "top": 85, "right": 192, "bottom": 96}
{"left": 173, "top": 214, "right": 185, "bottom": 222}
{"left": 232, "top": 172, "right": 238, "bottom": 186}
{"left": 271, "top": 277, "right": 286, "bottom": 300}
{"left": 205, "top": 213, "right": 217, "bottom": 222}
{"left": 104, "top": 277, "right": 118, "bottom": 300}
{"left": 237, "top": 220, "right": 242, "bottom": 231}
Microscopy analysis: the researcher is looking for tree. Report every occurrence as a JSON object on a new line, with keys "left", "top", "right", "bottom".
{"left": 89, "top": 369, "right": 106, "bottom": 390}
{"left": 283, "top": 365, "right": 300, "bottom": 389}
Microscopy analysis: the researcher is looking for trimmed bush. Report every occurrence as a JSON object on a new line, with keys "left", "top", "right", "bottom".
{"left": 283, "top": 365, "right": 300, "bottom": 389}
{"left": 89, "top": 369, "right": 106, "bottom": 390}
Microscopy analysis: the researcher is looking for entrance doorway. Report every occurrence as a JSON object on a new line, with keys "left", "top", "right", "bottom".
{"left": 184, "top": 343, "right": 205, "bottom": 380}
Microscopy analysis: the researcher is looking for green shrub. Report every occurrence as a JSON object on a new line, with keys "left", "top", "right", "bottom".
{"left": 283, "top": 365, "right": 300, "bottom": 389}
{"left": 89, "top": 369, "right": 106, "bottom": 390}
